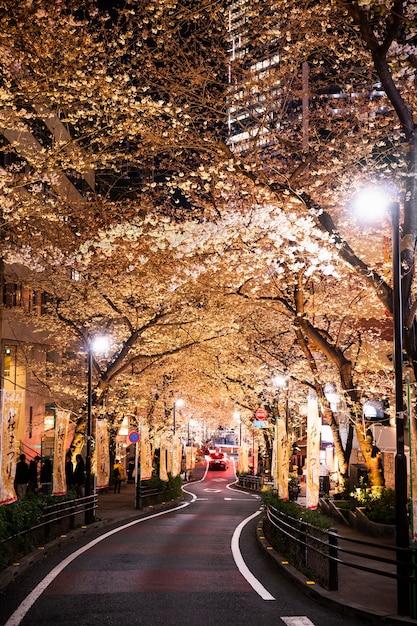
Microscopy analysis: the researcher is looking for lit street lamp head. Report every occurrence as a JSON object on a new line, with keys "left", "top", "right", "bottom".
{"left": 90, "top": 335, "right": 110, "bottom": 354}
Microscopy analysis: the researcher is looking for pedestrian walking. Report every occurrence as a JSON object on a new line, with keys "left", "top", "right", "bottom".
{"left": 14, "top": 453, "right": 30, "bottom": 500}
{"left": 113, "top": 459, "right": 125, "bottom": 493}
{"left": 27, "top": 455, "right": 41, "bottom": 494}
{"left": 40, "top": 458, "right": 53, "bottom": 495}
{"left": 73, "top": 454, "right": 85, "bottom": 498}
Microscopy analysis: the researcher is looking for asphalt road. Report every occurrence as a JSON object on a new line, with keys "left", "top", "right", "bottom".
{"left": 0, "top": 464, "right": 357, "bottom": 626}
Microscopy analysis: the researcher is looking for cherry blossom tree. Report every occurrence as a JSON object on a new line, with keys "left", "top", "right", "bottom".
{"left": 2, "top": 0, "right": 417, "bottom": 486}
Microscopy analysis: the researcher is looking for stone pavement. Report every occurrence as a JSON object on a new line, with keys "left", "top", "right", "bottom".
{"left": 2, "top": 467, "right": 417, "bottom": 625}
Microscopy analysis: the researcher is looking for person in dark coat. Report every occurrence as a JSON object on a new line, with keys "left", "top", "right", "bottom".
{"left": 27, "top": 455, "right": 41, "bottom": 494}
{"left": 40, "top": 458, "right": 53, "bottom": 495}
{"left": 127, "top": 458, "right": 135, "bottom": 482}
{"left": 65, "top": 452, "right": 74, "bottom": 492}
{"left": 15, "top": 453, "right": 30, "bottom": 500}
{"left": 73, "top": 454, "right": 85, "bottom": 498}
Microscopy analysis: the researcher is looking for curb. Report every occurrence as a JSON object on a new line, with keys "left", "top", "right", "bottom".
{"left": 256, "top": 516, "right": 416, "bottom": 626}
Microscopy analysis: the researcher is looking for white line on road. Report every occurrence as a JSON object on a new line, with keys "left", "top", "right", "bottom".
{"left": 231, "top": 509, "right": 275, "bottom": 601}
{"left": 226, "top": 483, "right": 260, "bottom": 498}
{"left": 281, "top": 618, "right": 315, "bottom": 626}
{"left": 224, "top": 497, "right": 260, "bottom": 501}
{"left": 4, "top": 499, "right": 193, "bottom": 626}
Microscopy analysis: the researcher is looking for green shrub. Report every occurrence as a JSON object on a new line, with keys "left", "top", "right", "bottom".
{"left": 351, "top": 485, "right": 395, "bottom": 524}
{"left": 0, "top": 496, "right": 45, "bottom": 542}
{"left": 0, "top": 493, "right": 82, "bottom": 569}
{"left": 0, "top": 496, "right": 47, "bottom": 569}
{"left": 143, "top": 474, "right": 182, "bottom": 498}
{"left": 261, "top": 489, "right": 333, "bottom": 529}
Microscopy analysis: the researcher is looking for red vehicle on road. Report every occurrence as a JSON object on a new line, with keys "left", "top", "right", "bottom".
{"left": 208, "top": 450, "right": 229, "bottom": 471}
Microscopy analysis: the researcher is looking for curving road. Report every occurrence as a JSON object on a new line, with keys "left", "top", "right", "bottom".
{"left": 1, "top": 461, "right": 355, "bottom": 626}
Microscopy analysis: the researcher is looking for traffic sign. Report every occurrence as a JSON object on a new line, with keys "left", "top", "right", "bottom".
{"left": 254, "top": 419, "right": 269, "bottom": 429}
{"left": 128, "top": 431, "right": 140, "bottom": 443}
{"left": 255, "top": 408, "right": 268, "bottom": 420}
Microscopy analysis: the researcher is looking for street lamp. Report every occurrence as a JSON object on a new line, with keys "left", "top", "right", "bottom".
{"left": 355, "top": 190, "right": 409, "bottom": 614}
{"left": 85, "top": 335, "right": 109, "bottom": 524}
{"left": 187, "top": 418, "right": 197, "bottom": 446}
{"left": 172, "top": 398, "right": 184, "bottom": 435}
{"left": 233, "top": 410, "right": 241, "bottom": 446}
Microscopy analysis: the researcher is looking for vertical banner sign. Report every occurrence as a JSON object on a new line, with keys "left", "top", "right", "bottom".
{"left": 239, "top": 443, "right": 249, "bottom": 475}
{"left": 52, "top": 409, "right": 70, "bottom": 495}
{"left": 272, "top": 436, "right": 277, "bottom": 490}
{"left": 167, "top": 438, "right": 173, "bottom": 475}
{"left": 140, "top": 425, "right": 153, "bottom": 480}
{"left": 185, "top": 446, "right": 195, "bottom": 471}
{"left": 307, "top": 391, "right": 321, "bottom": 510}
{"left": 95, "top": 418, "right": 110, "bottom": 489}
{"left": 159, "top": 433, "right": 169, "bottom": 482}
{"left": 171, "top": 435, "right": 182, "bottom": 478}
{"left": 0, "top": 390, "right": 24, "bottom": 505}
{"left": 278, "top": 418, "right": 289, "bottom": 500}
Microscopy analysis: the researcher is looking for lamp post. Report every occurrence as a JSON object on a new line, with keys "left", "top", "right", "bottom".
{"left": 85, "top": 335, "right": 109, "bottom": 524}
{"left": 355, "top": 191, "right": 409, "bottom": 615}
{"left": 390, "top": 201, "right": 410, "bottom": 616}
{"left": 172, "top": 398, "right": 184, "bottom": 435}
{"left": 187, "top": 418, "right": 197, "bottom": 446}
{"left": 233, "top": 410, "right": 241, "bottom": 446}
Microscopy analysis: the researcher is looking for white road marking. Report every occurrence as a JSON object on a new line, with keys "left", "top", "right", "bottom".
{"left": 7, "top": 464, "right": 273, "bottom": 623}
{"left": 226, "top": 482, "right": 260, "bottom": 498}
{"left": 231, "top": 509, "right": 275, "bottom": 601}
{"left": 4, "top": 500, "right": 193, "bottom": 626}
{"left": 203, "top": 488, "right": 221, "bottom": 492}
{"left": 281, "top": 618, "right": 315, "bottom": 626}
{"left": 224, "top": 497, "right": 259, "bottom": 501}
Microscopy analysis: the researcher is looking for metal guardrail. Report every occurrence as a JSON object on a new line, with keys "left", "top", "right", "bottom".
{"left": 238, "top": 475, "right": 264, "bottom": 490}
{"left": 1, "top": 494, "right": 98, "bottom": 557}
{"left": 135, "top": 485, "right": 179, "bottom": 509}
{"left": 265, "top": 504, "right": 416, "bottom": 591}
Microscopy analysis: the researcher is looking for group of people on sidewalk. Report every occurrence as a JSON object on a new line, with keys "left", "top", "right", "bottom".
{"left": 14, "top": 452, "right": 129, "bottom": 500}
{"left": 15, "top": 454, "right": 51, "bottom": 498}
{"left": 14, "top": 452, "right": 86, "bottom": 500}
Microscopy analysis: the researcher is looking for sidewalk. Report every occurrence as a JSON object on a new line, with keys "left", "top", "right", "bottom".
{"left": 258, "top": 481, "right": 417, "bottom": 625}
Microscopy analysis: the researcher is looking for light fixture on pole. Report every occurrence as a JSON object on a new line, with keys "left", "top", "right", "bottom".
{"left": 354, "top": 189, "right": 409, "bottom": 615}
{"left": 85, "top": 335, "right": 109, "bottom": 524}
{"left": 233, "top": 410, "right": 241, "bottom": 447}
{"left": 172, "top": 398, "right": 184, "bottom": 435}
{"left": 391, "top": 200, "right": 409, "bottom": 616}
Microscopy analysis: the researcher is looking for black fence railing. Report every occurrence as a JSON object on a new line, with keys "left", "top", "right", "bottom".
{"left": 265, "top": 504, "right": 417, "bottom": 593}
{"left": 135, "top": 484, "right": 180, "bottom": 509}
{"left": 238, "top": 475, "right": 264, "bottom": 490}
{"left": 1, "top": 494, "right": 98, "bottom": 566}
